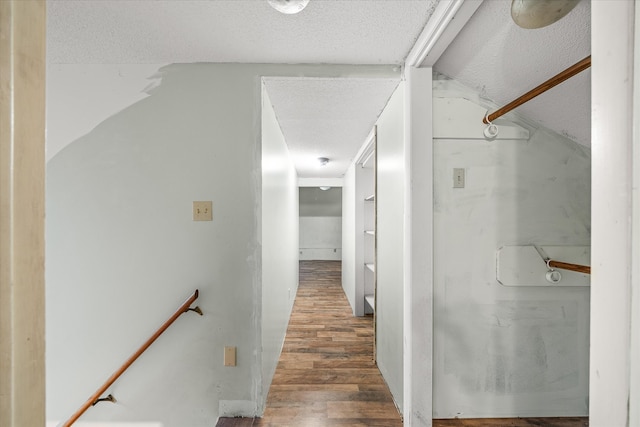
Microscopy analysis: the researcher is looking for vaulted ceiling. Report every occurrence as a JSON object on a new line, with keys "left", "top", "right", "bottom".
{"left": 47, "top": 0, "right": 591, "bottom": 178}
{"left": 434, "top": 0, "right": 591, "bottom": 147}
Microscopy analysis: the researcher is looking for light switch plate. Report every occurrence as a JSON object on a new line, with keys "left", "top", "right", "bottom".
{"left": 193, "top": 201, "right": 212, "bottom": 221}
{"left": 224, "top": 346, "right": 237, "bottom": 367}
{"left": 453, "top": 168, "right": 465, "bottom": 188}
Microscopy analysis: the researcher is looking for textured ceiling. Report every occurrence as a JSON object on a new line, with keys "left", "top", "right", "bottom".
{"left": 47, "top": 0, "right": 436, "bottom": 180}
{"left": 264, "top": 77, "right": 400, "bottom": 178}
{"left": 434, "top": 0, "right": 591, "bottom": 146}
{"left": 47, "top": 0, "right": 591, "bottom": 183}
{"left": 48, "top": 0, "right": 438, "bottom": 65}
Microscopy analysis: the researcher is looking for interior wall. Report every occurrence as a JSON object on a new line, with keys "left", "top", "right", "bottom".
{"left": 299, "top": 187, "right": 342, "bottom": 261}
{"left": 341, "top": 163, "right": 359, "bottom": 315}
{"left": 261, "top": 87, "right": 299, "bottom": 407}
{"left": 46, "top": 62, "right": 400, "bottom": 426}
{"left": 590, "top": 2, "right": 637, "bottom": 425}
{"left": 375, "top": 82, "right": 405, "bottom": 410}
{"left": 432, "top": 86, "right": 591, "bottom": 418}
{"left": 299, "top": 217, "right": 342, "bottom": 260}
{"left": 403, "top": 66, "right": 434, "bottom": 426}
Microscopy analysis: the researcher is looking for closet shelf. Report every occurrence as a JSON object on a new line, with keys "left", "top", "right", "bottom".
{"left": 365, "top": 263, "right": 375, "bottom": 273}
{"left": 364, "top": 294, "right": 375, "bottom": 311}
{"left": 364, "top": 194, "right": 375, "bottom": 202}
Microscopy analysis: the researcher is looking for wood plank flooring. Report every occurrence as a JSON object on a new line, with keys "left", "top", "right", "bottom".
{"left": 217, "top": 260, "right": 589, "bottom": 427}
{"left": 255, "top": 260, "right": 402, "bottom": 427}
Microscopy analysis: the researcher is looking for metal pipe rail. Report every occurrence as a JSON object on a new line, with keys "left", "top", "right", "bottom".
{"left": 62, "top": 289, "right": 202, "bottom": 427}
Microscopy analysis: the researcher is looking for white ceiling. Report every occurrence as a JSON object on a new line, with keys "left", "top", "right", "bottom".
{"left": 264, "top": 77, "right": 400, "bottom": 178}
{"left": 47, "top": 0, "right": 591, "bottom": 180}
{"left": 434, "top": 0, "right": 591, "bottom": 146}
{"left": 48, "top": 0, "right": 438, "bottom": 65}
{"left": 47, "top": 0, "right": 437, "bottom": 178}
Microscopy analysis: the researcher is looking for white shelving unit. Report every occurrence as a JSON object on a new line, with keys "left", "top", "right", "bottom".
{"left": 353, "top": 127, "right": 377, "bottom": 322}
{"left": 362, "top": 143, "right": 376, "bottom": 317}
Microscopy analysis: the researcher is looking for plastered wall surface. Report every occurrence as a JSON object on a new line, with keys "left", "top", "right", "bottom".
{"left": 299, "top": 217, "right": 342, "bottom": 260}
{"left": 46, "top": 64, "right": 166, "bottom": 162}
{"left": 432, "top": 88, "right": 591, "bottom": 418}
{"left": 46, "top": 63, "right": 399, "bottom": 426}
{"left": 341, "top": 164, "right": 358, "bottom": 315}
{"left": 261, "top": 88, "right": 299, "bottom": 408}
{"left": 375, "top": 83, "right": 405, "bottom": 410}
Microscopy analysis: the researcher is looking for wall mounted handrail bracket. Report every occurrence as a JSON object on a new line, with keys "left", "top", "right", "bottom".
{"left": 92, "top": 394, "right": 116, "bottom": 406}
{"left": 62, "top": 289, "right": 201, "bottom": 427}
{"left": 535, "top": 245, "right": 591, "bottom": 275}
{"left": 482, "top": 55, "right": 591, "bottom": 124}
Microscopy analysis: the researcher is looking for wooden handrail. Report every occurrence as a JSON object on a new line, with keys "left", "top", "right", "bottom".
{"left": 62, "top": 289, "right": 201, "bottom": 427}
{"left": 483, "top": 55, "right": 591, "bottom": 124}
{"left": 548, "top": 260, "right": 591, "bottom": 275}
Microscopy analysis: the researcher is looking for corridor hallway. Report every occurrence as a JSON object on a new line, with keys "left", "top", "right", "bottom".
{"left": 216, "top": 261, "right": 589, "bottom": 427}
{"left": 257, "top": 260, "right": 402, "bottom": 426}
{"left": 218, "top": 260, "right": 403, "bottom": 427}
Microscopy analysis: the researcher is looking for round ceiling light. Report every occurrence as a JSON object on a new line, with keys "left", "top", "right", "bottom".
{"left": 318, "top": 157, "right": 329, "bottom": 166}
{"left": 511, "top": 0, "right": 581, "bottom": 29}
{"left": 267, "top": 0, "right": 310, "bottom": 15}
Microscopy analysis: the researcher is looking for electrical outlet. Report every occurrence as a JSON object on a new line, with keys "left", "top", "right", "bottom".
{"left": 193, "top": 201, "right": 212, "bottom": 221}
{"left": 453, "top": 168, "right": 465, "bottom": 188}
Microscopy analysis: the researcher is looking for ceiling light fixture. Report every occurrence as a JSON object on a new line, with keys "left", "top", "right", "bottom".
{"left": 511, "top": 0, "right": 581, "bottom": 29}
{"left": 319, "top": 186, "right": 331, "bottom": 191}
{"left": 267, "top": 0, "right": 310, "bottom": 15}
{"left": 318, "top": 157, "right": 329, "bottom": 166}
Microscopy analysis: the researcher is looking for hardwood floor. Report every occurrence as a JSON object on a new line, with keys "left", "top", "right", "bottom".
{"left": 255, "top": 260, "right": 402, "bottom": 427}
{"left": 217, "top": 260, "right": 588, "bottom": 427}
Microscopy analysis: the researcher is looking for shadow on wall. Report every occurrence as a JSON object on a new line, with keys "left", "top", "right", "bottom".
{"left": 46, "top": 64, "right": 264, "bottom": 426}
{"left": 432, "top": 88, "right": 591, "bottom": 418}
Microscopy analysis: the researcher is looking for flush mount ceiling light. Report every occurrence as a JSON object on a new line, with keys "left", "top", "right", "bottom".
{"left": 318, "top": 157, "right": 329, "bottom": 166}
{"left": 267, "top": 0, "right": 310, "bottom": 15}
{"left": 511, "top": 0, "right": 580, "bottom": 29}
{"left": 319, "top": 186, "right": 331, "bottom": 191}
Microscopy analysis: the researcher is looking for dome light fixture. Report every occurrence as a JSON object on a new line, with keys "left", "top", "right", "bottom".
{"left": 511, "top": 0, "right": 581, "bottom": 29}
{"left": 318, "top": 157, "right": 329, "bottom": 166}
{"left": 267, "top": 0, "right": 310, "bottom": 15}
{"left": 319, "top": 186, "right": 331, "bottom": 191}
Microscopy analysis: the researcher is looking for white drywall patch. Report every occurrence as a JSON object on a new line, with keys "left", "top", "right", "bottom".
{"left": 46, "top": 64, "right": 166, "bottom": 161}
{"left": 432, "top": 91, "right": 590, "bottom": 418}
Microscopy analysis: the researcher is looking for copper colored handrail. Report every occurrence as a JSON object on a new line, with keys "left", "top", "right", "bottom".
{"left": 483, "top": 56, "right": 591, "bottom": 124}
{"left": 548, "top": 259, "right": 591, "bottom": 275}
{"left": 62, "top": 289, "right": 201, "bottom": 426}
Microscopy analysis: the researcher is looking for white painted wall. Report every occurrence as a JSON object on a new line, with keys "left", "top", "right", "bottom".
{"left": 299, "top": 217, "right": 342, "bottom": 261}
{"left": 632, "top": 6, "right": 640, "bottom": 426}
{"left": 341, "top": 163, "right": 360, "bottom": 316}
{"left": 261, "top": 87, "right": 299, "bottom": 408}
{"left": 375, "top": 83, "right": 405, "bottom": 411}
{"left": 432, "top": 86, "right": 591, "bottom": 418}
{"left": 590, "top": 2, "right": 637, "bottom": 426}
{"left": 46, "top": 64, "right": 166, "bottom": 162}
{"left": 403, "top": 66, "right": 434, "bottom": 427}
{"left": 47, "top": 64, "right": 267, "bottom": 426}
{"left": 46, "top": 63, "right": 400, "bottom": 426}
